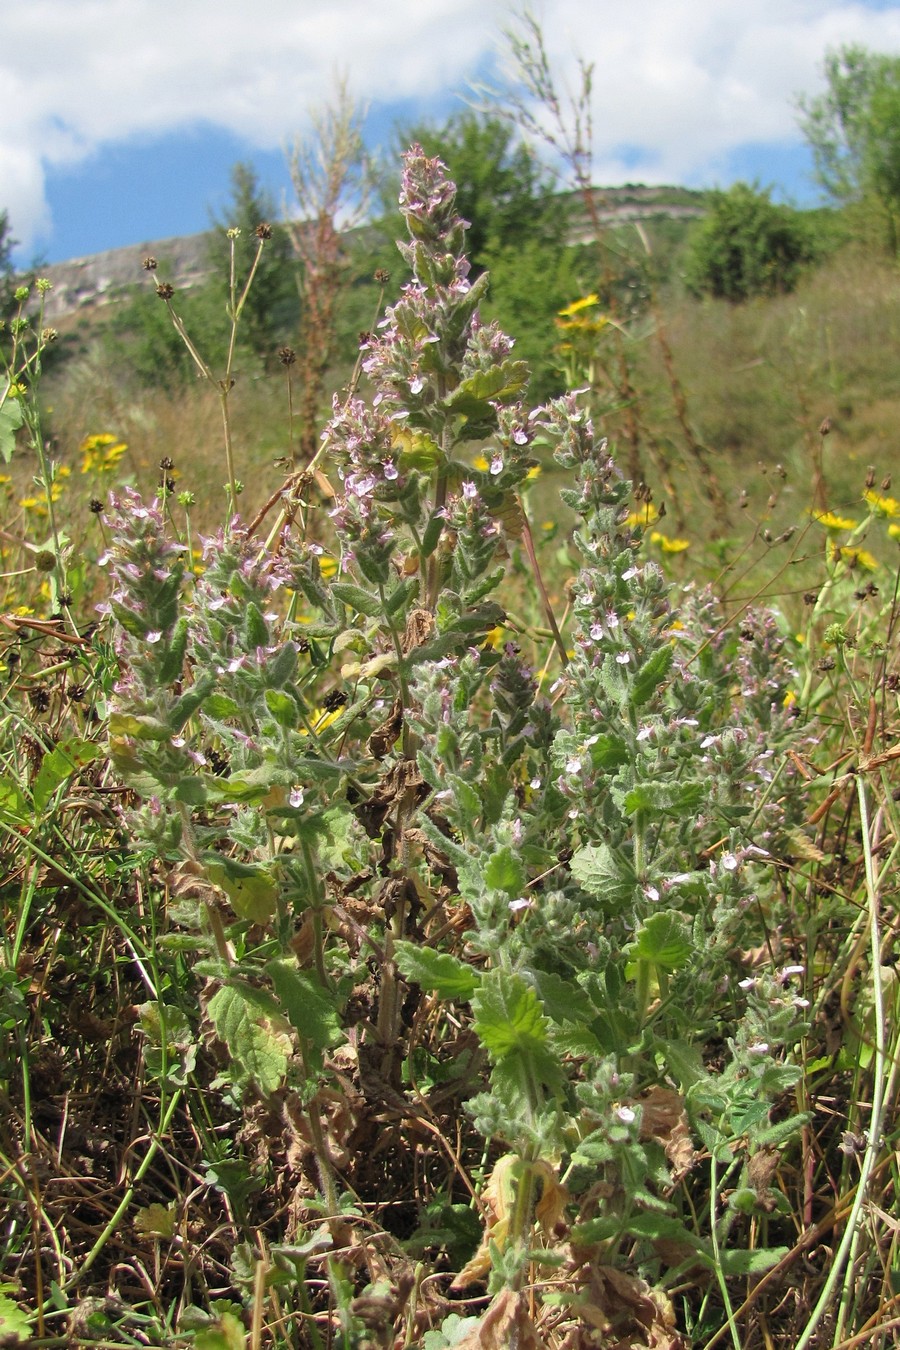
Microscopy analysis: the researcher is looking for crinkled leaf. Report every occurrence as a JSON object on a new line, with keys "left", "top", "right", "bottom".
{"left": 244, "top": 602, "right": 268, "bottom": 647}
{"left": 586, "top": 734, "right": 629, "bottom": 770}
{"left": 625, "top": 911, "right": 691, "bottom": 971}
{"left": 169, "top": 674, "right": 217, "bottom": 732}
{"left": 483, "top": 846, "right": 525, "bottom": 897}
{"left": 632, "top": 645, "right": 675, "bottom": 707}
{"left": 206, "top": 860, "right": 277, "bottom": 923}
{"left": 208, "top": 984, "right": 288, "bottom": 1094}
{"left": 203, "top": 693, "right": 242, "bottom": 720}
{"left": 264, "top": 689, "right": 298, "bottom": 729}
{"left": 267, "top": 961, "right": 343, "bottom": 1062}
{"left": 108, "top": 711, "right": 171, "bottom": 742}
{"left": 530, "top": 970, "right": 595, "bottom": 1025}
{"left": 0, "top": 775, "right": 27, "bottom": 818}
{"left": 194, "top": 1310, "right": 246, "bottom": 1350}
{"left": 717, "top": 1245, "right": 788, "bottom": 1277}
{"left": 395, "top": 943, "right": 479, "bottom": 1001}
{"left": 331, "top": 582, "right": 383, "bottom": 617}
{"left": 448, "top": 362, "right": 530, "bottom": 409}
{"left": 569, "top": 843, "right": 635, "bottom": 906}
{"left": 0, "top": 393, "right": 23, "bottom": 464}
{"left": 32, "top": 736, "right": 100, "bottom": 812}
{"left": 0, "top": 1292, "right": 29, "bottom": 1344}
{"left": 623, "top": 780, "right": 706, "bottom": 818}
{"left": 134, "top": 1202, "right": 177, "bottom": 1238}
{"left": 472, "top": 971, "right": 565, "bottom": 1100}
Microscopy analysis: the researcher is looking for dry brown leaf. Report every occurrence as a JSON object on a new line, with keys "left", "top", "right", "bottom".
{"left": 452, "top": 1156, "right": 568, "bottom": 1290}
{"left": 582, "top": 1265, "right": 687, "bottom": 1350}
{"left": 638, "top": 1086, "right": 697, "bottom": 1183}
{"left": 454, "top": 1289, "right": 547, "bottom": 1350}
{"left": 402, "top": 606, "right": 435, "bottom": 653}
{"left": 534, "top": 1159, "right": 570, "bottom": 1235}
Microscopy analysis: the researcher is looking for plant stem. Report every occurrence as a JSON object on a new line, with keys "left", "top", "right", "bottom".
{"left": 794, "top": 780, "right": 889, "bottom": 1350}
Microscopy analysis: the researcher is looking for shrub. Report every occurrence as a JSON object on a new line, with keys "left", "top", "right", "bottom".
{"left": 684, "top": 181, "right": 818, "bottom": 301}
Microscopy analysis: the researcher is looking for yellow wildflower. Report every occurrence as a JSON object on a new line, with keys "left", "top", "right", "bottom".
{"left": 80, "top": 433, "right": 128, "bottom": 475}
{"left": 889, "top": 523, "right": 900, "bottom": 541}
{"left": 864, "top": 489, "right": 900, "bottom": 518}
{"left": 318, "top": 554, "right": 338, "bottom": 580}
{"left": 472, "top": 454, "right": 490, "bottom": 471}
{"left": 558, "top": 294, "right": 600, "bottom": 318}
{"left": 649, "top": 531, "right": 690, "bottom": 553}
{"left": 839, "top": 547, "right": 878, "bottom": 571}
{"left": 810, "top": 509, "right": 858, "bottom": 531}
{"left": 11, "top": 604, "right": 34, "bottom": 616}
{"left": 625, "top": 503, "right": 658, "bottom": 529}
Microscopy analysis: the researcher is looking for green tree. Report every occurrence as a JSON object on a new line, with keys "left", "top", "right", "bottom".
{"left": 209, "top": 162, "right": 299, "bottom": 361}
{"left": 797, "top": 46, "right": 900, "bottom": 251}
{"left": 683, "top": 182, "right": 817, "bottom": 302}
{"left": 0, "top": 211, "right": 17, "bottom": 312}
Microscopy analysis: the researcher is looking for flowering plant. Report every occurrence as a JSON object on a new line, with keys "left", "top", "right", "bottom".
{"left": 103, "top": 146, "right": 811, "bottom": 1344}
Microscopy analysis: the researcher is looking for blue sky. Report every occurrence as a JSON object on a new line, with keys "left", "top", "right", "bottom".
{"left": 4, "top": 0, "right": 900, "bottom": 267}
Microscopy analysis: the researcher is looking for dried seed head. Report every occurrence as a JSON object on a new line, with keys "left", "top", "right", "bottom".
{"left": 89, "top": 498, "right": 103, "bottom": 514}
{"left": 159, "top": 456, "right": 174, "bottom": 471}
{"left": 373, "top": 268, "right": 390, "bottom": 284}
{"left": 882, "top": 475, "right": 892, "bottom": 492}
{"left": 142, "top": 256, "right": 158, "bottom": 271}
{"left": 819, "top": 417, "right": 832, "bottom": 437}
{"left": 278, "top": 346, "right": 297, "bottom": 367}
{"left": 156, "top": 282, "right": 174, "bottom": 300}
{"left": 255, "top": 222, "right": 273, "bottom": 240}
{"left": 41, "top": 327, "right": 58, "bottom": 343}
{"left": 866, "top": 465, "right": 876, "bottom": 489}
{"left": 30, "top": 686, "right": 51, "bottom": 712}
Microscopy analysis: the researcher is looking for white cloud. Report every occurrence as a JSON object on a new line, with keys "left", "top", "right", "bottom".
{"left": 3, "top": 0, "right": 900, "bottom": 252}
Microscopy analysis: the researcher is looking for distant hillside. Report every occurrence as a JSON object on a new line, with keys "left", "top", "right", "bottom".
{"left": 37, "top": 231, "right": 213, "bottom": 321}
{"left": 35, "top": 185, "right": 709, "bottom": 321}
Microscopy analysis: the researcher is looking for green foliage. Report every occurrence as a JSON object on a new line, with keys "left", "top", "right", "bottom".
{"left": 107, "top": 271, "right": 228, "bottom": 386}
{"left": 0, "top": 212, "right": 19, "bottom": 329}
{"left": 683, "top": 182, "right": 818, "bottom": 301}
{"left": 798, "top": 44, "right": 900, "bottom": 251}
{"left": 108, "top": 162, "right": 299, "bottom": 387}
{"left": 208, "top": 161, "right": 299, "bottom": 360}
